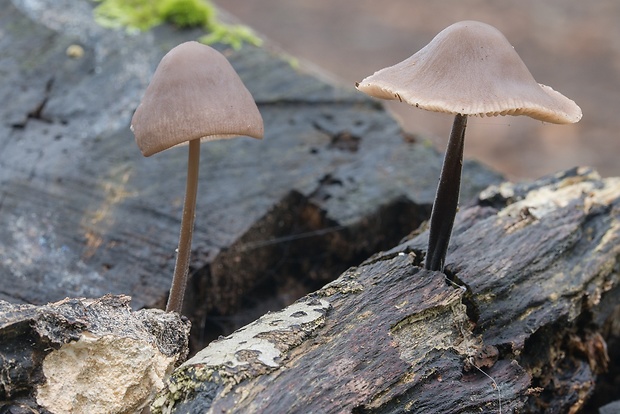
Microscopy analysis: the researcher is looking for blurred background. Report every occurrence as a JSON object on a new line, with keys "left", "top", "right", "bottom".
{"left": 213, "top": 0, "right": 619, "bottom": 181}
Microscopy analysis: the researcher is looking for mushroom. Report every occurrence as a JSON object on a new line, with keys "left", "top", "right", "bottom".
{"left": 356, "top": 20, "right": 581, "bottom": 271}
{"left": 131, "top": 41, "right": 263, "bottom": 313}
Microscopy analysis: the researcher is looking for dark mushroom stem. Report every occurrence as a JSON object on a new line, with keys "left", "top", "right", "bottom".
{"left": 166, "top": 138, "right": 201, "bottom": 313}
{"left": 425, "top": 113, "right": 467, "bottom": 271}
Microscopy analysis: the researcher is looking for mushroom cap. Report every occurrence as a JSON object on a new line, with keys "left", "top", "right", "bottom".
{"left": 356, "top": 21, "right": 582, "bottom": 124}
{"left": 131, "top": 41, "right": 264, "bottom": 157}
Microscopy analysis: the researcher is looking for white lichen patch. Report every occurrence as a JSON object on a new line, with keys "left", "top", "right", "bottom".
{"left": 36, "top": 332, "right": 178, "bottom": 414}
{"left": 184, "top": 298, "right": 330, "bottom": 370}
{"left": 500, "top": 181, "right": 593, "bottom": 220}
{"left": 498, "top": 175, "right": 620, "bottom": 222}
{"left": 585, "top": 178, "right": 620, "bottom": 211}
{"left": 479, "top": 181, "right": 515, "bottom": 201}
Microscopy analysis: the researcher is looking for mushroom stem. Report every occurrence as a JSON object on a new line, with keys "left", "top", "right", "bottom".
{"left": 425, "top": 113, "right": 467, "bottom": 271}
{"left": 166, "top": 138, "right": 201, "bottom": 313}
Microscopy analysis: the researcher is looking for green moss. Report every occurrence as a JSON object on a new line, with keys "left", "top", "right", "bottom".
{"left": 93, "top": 0, "right": 262, "bottom": 50}
{"left": 93, "top": 0, "right": 162, "bottom": 31}
{"left": 158, "top": 0, "right": 213, "bottom": 28}
{"left": 199, "top": 24, "right": 261, "bottom": 50}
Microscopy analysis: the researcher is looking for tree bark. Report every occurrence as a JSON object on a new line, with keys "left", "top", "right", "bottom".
{"left": 154, "top": 167, "right": 620, "bottom": 414}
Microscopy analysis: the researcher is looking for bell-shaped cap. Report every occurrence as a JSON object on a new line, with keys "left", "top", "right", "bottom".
{"left": 356, "top": 21, "right": 582, "bottom": 124}
{"left": 131, "top": 41, "right": 264, "bottom": 157}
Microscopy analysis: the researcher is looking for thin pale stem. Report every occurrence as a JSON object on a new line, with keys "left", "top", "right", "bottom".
{"left": 166, "top": 139, "right": 201, "bottom": 313}
{"left": 425, "top": 114, "right": 467, "bottom": 272}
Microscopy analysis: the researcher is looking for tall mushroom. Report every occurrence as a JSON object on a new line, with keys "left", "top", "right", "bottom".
{"left": 131, "top": 41, "right": 263, "bottom": 313}
{"left": 356, "top": 20, "right": 581, "bottom": 272}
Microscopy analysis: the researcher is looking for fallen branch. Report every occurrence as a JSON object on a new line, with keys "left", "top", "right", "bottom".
{"left": 154, "top": 168, "right": 620, "bottom": 413}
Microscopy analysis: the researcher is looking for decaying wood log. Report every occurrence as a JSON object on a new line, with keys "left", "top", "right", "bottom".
{"left": 0, "top": 294, "right": 190, "bottom": 413}
{"left": 153, "top": 168, "right": 620, "bottom": 413}
{"left": 0, "top": 0, "right": 500, "bottom": 349}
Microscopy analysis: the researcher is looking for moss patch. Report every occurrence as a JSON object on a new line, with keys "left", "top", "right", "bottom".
{"left": 93, "top": 0, "right": 262, "bottom": 50}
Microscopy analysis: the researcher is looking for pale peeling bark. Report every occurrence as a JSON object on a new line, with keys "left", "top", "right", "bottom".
{"left": 0, "top": 295, "right": 190, "bottom": 413}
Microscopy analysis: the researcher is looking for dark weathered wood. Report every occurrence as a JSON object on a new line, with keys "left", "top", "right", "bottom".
{"left": 153, "top": 168, "right": 620, "bottom": 413}
{"left": 600, "top": 400, "right": 620, "bottom": 414}
{"left": 0, "top": 295, "right": 190, "bottom": 413}
{"left": 0, "top": 0, "right": 501, "bottom": 348}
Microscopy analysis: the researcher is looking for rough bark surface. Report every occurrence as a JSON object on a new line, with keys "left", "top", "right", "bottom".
{"left": 0, "top": 294, "right": 190, "bottom": 413}
{"left": 0, "top": 0, "right": 500, "bottom": 349}
{"left": 155, "top": 168, "right": 620, "bottom": 413}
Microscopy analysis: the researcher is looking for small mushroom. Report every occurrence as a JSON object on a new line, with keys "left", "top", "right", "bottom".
{"left": 356, "top": 20, "right": 581, "bottom": 271}
{"left": 131, "top": 41, "right": 263, "bottom": 313}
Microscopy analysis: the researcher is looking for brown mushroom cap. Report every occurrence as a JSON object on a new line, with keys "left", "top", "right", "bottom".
{"left": 356, "top": 20, "right": 582, "bottom": 124}
{"left": 131, "top": 41, "right": 264, "bottom": 157}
